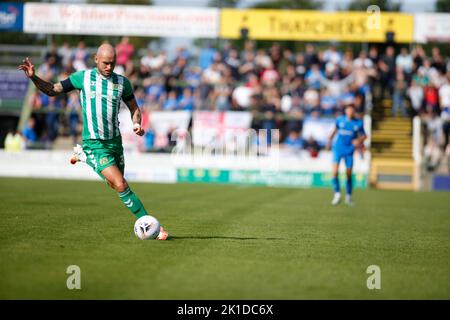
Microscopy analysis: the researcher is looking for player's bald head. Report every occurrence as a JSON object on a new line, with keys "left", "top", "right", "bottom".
{"left": 95, "top": 43, "right": 116, "bottom": 77}
{"left": 96, "top": 43, "right": 116, "bottom": 60}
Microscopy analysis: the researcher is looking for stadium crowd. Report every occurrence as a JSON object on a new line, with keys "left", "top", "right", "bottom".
{"left": 16, "top": 37, "right": 449, "bottom": 160}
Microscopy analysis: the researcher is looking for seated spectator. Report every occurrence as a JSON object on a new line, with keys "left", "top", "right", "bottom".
{"left": 178, "top": 88, "right": 195, "bottom": 111}
{"left": 284, "top": 130, "right": 304, "bottom": 152}
{"left": 22, "top": 118, "right": 37, "bottom": 149}
{"left": 320, "top": 88, "right": 337, "bottom": 116}
{"left": 304, "top": 136, "right": 321, "bottom": 158}
{"left": 162, "top": 91, "right": 178, "bottom": 110}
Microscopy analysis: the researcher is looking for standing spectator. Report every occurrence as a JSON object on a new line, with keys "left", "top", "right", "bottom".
{"left": 439, "top": 75, "right": 450, "bottom": 149}
{"left": 260, "top": 62, "right": 280, "bottom": 87}
{"left": 44, "top": 44, "right": 62, "bottom": 74}
{"left": 58, "top": 42, "right": 73, "bottom": 71}
{"left": 116, "top": 37, "right": 134, "bottom": 68}
{"left": 379, "top": 46, "right": 396, "bottom": 99}
{"left": 45, "top": 96, "right": 62, "bottom": 144}
{"left": 392, "top": 68, "right": 408, "bottom": 117}
{"left": 224, "top": 49, "right": 240, "bottom": 80}
{"left": 408, "top": 79, "right": 424, "bottom": 117}
{"left": 199, "top": 43, "right": 216, "bottom": 70}
{"left": 304, "top": 43, "right": 319, "bottom": 69}
{"left": 396, "top": 47, "right": 413, "bottom": 79}
{"left": 431, "top": 47, "right": 446, "bottom": 74}
{"left": 72, "top": 41, "right": 89, "bottom": 71}
{"left": 424, "top": 82, "right": 440, "bottom": 113}
{"left": 239, "top": 51, "right": 257, "bottom": 80}
{"left": 67, "top": 92, "right": 81, "bottom": 145}
{"left": 323, "top": 44, "right": 341, "bottom": 66}
{"left": 354, "top": 50, "right": 373, "bottom": 69}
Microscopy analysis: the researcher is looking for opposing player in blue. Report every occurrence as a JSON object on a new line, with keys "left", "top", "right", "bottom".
{"left": 326, "top": 104, "right": 366, "bottom": 206}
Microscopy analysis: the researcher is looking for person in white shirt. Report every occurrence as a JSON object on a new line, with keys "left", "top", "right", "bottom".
{"left": 396, "top": 47, "right": 413, "bottom": 75}
{"left": 408, "top": 79, "right": 424, "bottom": 116}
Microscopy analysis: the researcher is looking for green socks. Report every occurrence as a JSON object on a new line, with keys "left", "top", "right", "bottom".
{"left": 118, "top": 187, "right": 148, "bottom": 219}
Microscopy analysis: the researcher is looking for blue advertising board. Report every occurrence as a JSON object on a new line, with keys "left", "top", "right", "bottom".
{"left": 0, "top": 2, "right": 23, "bottom": 32}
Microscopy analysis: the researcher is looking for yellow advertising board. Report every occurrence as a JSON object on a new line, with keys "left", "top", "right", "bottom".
{"left": 220, "top": 9, "right": 414, "bottom": 43}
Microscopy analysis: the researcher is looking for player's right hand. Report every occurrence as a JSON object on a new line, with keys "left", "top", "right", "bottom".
{"left": 18, "top": 57, "right": 35, "bottom": 78}
{"left": 325, "top": 142, "right": 331, "bottom": 151}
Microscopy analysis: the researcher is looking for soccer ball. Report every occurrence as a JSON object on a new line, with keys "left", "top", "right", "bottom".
{"left": 134, "top": 215, "right": 160, "bottom": 240}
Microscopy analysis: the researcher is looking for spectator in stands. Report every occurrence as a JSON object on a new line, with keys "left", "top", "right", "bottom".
{"left": 4, "top": 130, "right": 24, "bottom": 152}
{"left": 44, "top": 44, "right": 62, "bottom": 75}
{"left": 431, "top": 47, "right": 446, "bottom": 74}
{"left": 178, "top": 88, "right": 195, "bottom": 111}
{"left": 72, "top": 41, "right": 89, "bottom": 71}
{"left": 392, "top": 68, "right": 408, "bottom": 117}
{"left": 304, "top": 135, "right": 321, "bottom": 158}
{"left": 304, "top": 43, "right": 319, "bottom": 69}
{"left": 284, "top": 130, "right": 303, "bottom": 152}
{"left": 424, "top": 82, "right": 440, "bottom": 114}
{"left": 199, "top": 42, "right": 216, "bottom": 70}
{"left": 305, "top": 64, "right": 324, "bottom": 90}
{"left": 408, "top": 79, "right": 424, "bottom": 117}
{"left": 116, "top": 36, "right": 134, "bottom": 68}
{"left": 67, "top": 92, "right": 81, "bottom": 145}
{"left": 379, "top": 46, "right": 396, "bottom": 99}
{"left": 440, "top": 74, "right": 450, "bottom": 149}
{"left": 396, "top": 47, "right": 413, "bottom": 79}
{"left": 323, "top": 44, "right": 341, "bottom": 66}
{"left": 58, "top": 42, "right": 73, "bottom": 71}
{"left": 162, "top": 91, "right": 178, "bottom": 110}
{"left": 22, "top": 118, "right": 37, "bottom": 149}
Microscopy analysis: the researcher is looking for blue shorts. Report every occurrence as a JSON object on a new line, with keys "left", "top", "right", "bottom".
{"left": 333, "top": 152, "right": 354, "bottom": 169}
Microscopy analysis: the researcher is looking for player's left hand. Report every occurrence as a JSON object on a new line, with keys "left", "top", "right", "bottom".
{"left": 133, "top": 123, "right": 145, "bottom": 136}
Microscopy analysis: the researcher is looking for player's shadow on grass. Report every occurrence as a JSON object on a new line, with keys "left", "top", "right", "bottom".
{"left": 171, "top": 236, "right": 285, "bottom": 241}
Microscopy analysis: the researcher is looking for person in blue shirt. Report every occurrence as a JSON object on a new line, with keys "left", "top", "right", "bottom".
{"left": 22, "top": 118, "right": 37, "bottom": 149}
{"left": 326, "top": 104, "right": 366, "bottom": 206}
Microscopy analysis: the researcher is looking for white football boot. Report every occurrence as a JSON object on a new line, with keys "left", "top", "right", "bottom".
{"left": 345, "top": 195, "right": 354, "bottom": 207}
{"left": 331, "top": 192, "right": 341, "bottom": 206}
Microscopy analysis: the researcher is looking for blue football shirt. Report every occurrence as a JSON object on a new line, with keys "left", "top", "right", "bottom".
{"left": 332, "top": 115, "right": 365, "bottom": 155}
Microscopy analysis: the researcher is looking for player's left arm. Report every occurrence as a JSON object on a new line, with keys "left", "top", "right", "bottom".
{"left": 124, "top": 97, "right": 145, "bottom": 136}
{"left": 122, "top": 77, "right": 144, "bottom": 136}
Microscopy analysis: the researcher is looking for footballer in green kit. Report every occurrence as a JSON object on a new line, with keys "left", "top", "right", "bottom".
{"left": 19, "top": 44, "right": 169, "bottom": 240}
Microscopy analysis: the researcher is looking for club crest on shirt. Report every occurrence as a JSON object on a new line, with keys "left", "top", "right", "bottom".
{"left": 100, "top": 157, "right": 109, "bottom": 166}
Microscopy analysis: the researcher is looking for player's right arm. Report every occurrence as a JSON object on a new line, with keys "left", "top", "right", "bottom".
{"left": 19, "top": 57, "right": 64, "bottom": 96}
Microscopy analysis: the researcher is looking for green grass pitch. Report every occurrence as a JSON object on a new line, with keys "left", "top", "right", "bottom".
{"left": 0, "top": 177, "right": 449, "bottom": 299}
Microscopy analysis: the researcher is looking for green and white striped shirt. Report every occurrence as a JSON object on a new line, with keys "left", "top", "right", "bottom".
{"left": 67, "top": 68, "right": 134, "bottom": 141}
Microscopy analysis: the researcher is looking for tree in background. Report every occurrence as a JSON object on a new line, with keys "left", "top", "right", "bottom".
{"left": 435, "top": 0, "right": 450, "bottom": 12}
{"left": 209, "top": 0, "right": 240, "bottom": 8}
{"left": 252, "top": 0, "right": 322, "bottom": 10}
{"left": 346, "top": 0, "right": 401, "bottom": 11}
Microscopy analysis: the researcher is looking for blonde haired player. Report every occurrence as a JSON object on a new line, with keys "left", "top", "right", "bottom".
{"left": 19, "top": 44, "right": 168, "bottom": 240}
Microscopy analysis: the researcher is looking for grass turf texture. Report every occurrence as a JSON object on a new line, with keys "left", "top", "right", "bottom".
{"left": 0, "top": 177, "right": 449, "bottom": 299}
